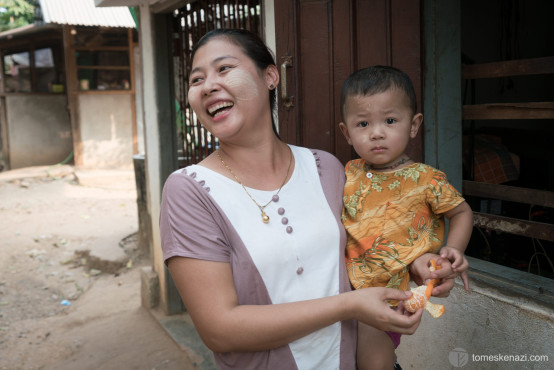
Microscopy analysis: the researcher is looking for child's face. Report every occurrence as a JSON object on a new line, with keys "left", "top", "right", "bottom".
{"left": 339, "top": 88, "right": 422, "bottom": 167}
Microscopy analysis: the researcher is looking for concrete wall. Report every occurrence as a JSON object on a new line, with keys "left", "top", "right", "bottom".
{"left": 6, "top": 95, "right": 73, "bottom": 169}
{"left": 397, "top": 259, "right": 554, "bottom": 369}
{"left": 78, "top": 94, "right": 133, "bottom": 169}
{"left": 138, "top": 5, "right": 168, "bottom": 312}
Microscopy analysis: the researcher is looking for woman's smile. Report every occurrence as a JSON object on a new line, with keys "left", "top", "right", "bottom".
{"left": 207, "top": 100, "right": 234, "bottom": 118}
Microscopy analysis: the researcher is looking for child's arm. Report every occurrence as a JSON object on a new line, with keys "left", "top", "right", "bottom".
{"left": 409, "top": 201, "right": 473, "bottom": 295}
{"left": 443, "top": 201, "right": 473, "bottom": 260}
{"left": 441, "top": 201, "right": 473, "bottom": 291}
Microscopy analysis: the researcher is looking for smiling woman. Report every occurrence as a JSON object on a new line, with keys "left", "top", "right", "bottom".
{"left": 159, "top": 29, "right": 429, "bottom": 370}
{"left": 187, "top": 29, "right": 279, "bottom": 140}
{"left": 186, "top": 36, "right": 276, "bottom": 144}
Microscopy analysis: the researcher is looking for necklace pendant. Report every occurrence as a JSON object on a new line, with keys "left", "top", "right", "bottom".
{"left": 261, "top": 211, "right": 270, "bottom": 223}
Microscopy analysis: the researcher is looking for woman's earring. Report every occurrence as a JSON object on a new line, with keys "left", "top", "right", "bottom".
{"left": 269, "top": 84, "right": 274, "bottom": 89}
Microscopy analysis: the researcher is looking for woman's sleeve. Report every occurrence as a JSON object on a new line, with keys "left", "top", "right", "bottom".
{"left": 160, "top": 170, "right": 231, "bottom": 264}
{"left": 314, "top": 150, "right": 346, "bottom": 214}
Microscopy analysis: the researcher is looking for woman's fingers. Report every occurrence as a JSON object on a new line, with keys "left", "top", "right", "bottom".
{"left": 388, "top": 308, "right": 423, "bottom": 334}
{"left": 380, "top": 288, "right": 423, "bottom": 334}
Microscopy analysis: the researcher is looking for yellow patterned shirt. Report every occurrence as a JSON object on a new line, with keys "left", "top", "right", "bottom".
{"left": 342, "top": 160, "right": 464, "bottom": 291}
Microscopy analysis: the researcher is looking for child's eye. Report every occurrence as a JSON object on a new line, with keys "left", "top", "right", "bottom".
{"left": 385, "top": 118, "right": 396, "bottom": 124}
{"left": 358, "top": 121, "right": 369, "bottom": 127}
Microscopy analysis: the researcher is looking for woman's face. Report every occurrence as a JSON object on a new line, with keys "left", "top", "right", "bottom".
{"left": 188, "top": 37, "right": 271, "bottom": 142}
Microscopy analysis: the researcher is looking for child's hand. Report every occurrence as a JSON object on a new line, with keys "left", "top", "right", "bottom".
{"left": 440, "top": 246, "right": 469, "bottom": 273}
{"left": 439, "top": 246, "right": 470, "bottom": 291}
{"left": 409, "top": 253, "right": 469, "bottom": 296}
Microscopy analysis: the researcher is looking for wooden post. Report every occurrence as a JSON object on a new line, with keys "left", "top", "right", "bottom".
{"left": 0, "top": 95, "right": 9, "bottom": 170}
{"left": 129, "top": 28, "right": 138, "bottom": 154}
{"left": 0, "top": 50, "right": 9, "bottom": 169}
{"left": 62, "top": 25, "right": 82, "bottom": 167}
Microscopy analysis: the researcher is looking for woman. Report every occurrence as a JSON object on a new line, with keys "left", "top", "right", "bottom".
{"left": 160, "top": 29, "right": 455, "bottom": 369}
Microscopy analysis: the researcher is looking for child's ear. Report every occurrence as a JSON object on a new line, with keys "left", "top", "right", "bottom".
{"left": 410, "top": 113, "right": 423, "bottom": 139}
{"left": 339, "top": 122, "right": 353, "bottom": 145}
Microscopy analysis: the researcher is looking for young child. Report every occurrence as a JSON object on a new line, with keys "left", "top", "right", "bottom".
{"left": 338, "top": 66, "right": 473, "bottom": 369}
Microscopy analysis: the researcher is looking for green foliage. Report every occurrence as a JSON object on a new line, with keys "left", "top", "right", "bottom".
{"left": 0, "top": 0, "right": 36, "bottom": 31}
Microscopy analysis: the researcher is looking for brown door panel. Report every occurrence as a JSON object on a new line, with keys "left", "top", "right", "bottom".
{"left": 275, "top": 0, "right": 422, "bottom": 164}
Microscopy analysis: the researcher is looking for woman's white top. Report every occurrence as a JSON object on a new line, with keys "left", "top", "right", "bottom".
{"left": 160, "top": 145, "right": 356, "bottom": 370}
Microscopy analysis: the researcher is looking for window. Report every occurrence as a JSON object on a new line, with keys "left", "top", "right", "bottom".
{"left": 2, "top": 46, "right": 64, "bottom": 93}
{"left": 72, "top": 27, "right": 132, "bottom": 92}
{"left": 3, "top": 51, "right": 31, "bottom": 93}
{"left": 35, "top": 48, "right": 59, "bottom": 93}
{"left": 461, "top": 1, "right": 554, "bottom": 281}
{"left": 76, "top": 50, "right": 131, "bottom": 91}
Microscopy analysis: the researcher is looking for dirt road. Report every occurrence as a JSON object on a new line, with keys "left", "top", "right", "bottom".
{"left": 0, "top": 166, "right": 198, "bottom": 370}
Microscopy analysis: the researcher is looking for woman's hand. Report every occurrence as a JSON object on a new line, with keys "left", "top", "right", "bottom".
{"left": 350, "top": 287, "right": 423, "bottom": 335}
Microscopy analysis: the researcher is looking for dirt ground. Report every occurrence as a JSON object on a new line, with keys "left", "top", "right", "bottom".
{"left": 0, "top": 166, "right": 198, "bottom": 370}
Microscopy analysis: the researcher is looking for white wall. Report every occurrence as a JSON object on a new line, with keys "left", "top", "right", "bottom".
{"left": 78, "top": 94, "right": 134, "bottom": 169}
{"left": 6, "top": 95, "right": 73, "bottom": 169}
{"left": 137, "top": 4, "right": 168, "bottom": 311}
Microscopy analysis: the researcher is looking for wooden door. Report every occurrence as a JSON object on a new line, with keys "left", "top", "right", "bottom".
{"left": 274, "top": 0, "right": 423, "bottom": 164}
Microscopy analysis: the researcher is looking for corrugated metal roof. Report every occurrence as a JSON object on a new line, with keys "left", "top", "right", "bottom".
{"left": 38, "top": 0, "right": 136, "bottom": 28}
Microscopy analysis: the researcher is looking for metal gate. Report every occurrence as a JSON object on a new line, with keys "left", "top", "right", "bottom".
{"left": 172, "top": 0, "right": 262, "bottom": 166}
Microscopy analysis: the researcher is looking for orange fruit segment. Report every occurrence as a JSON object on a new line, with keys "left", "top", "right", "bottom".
{"left": 404, "top": 259, "right": 445, "bottom": 318}
{"left": 404, "top": 286, "right": 427, "bottom": 313}
{"left": 425, "top": 301, "right": 445, "bottom": 318}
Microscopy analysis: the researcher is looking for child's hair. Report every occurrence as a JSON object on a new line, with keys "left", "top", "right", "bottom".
{"left": 340, "top": 65, "right": 417, "bottom": 120}
{"left": 190, "top": 28, "right": 279, "bottom": 137}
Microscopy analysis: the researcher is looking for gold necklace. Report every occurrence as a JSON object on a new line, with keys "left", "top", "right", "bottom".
{"left": 216, "top": 145, "right": 293, "bottom": 223}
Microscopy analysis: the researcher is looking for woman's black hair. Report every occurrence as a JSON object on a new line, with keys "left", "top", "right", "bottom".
{"left": 191, "top": 28, "right": 279, "bottom": 138}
